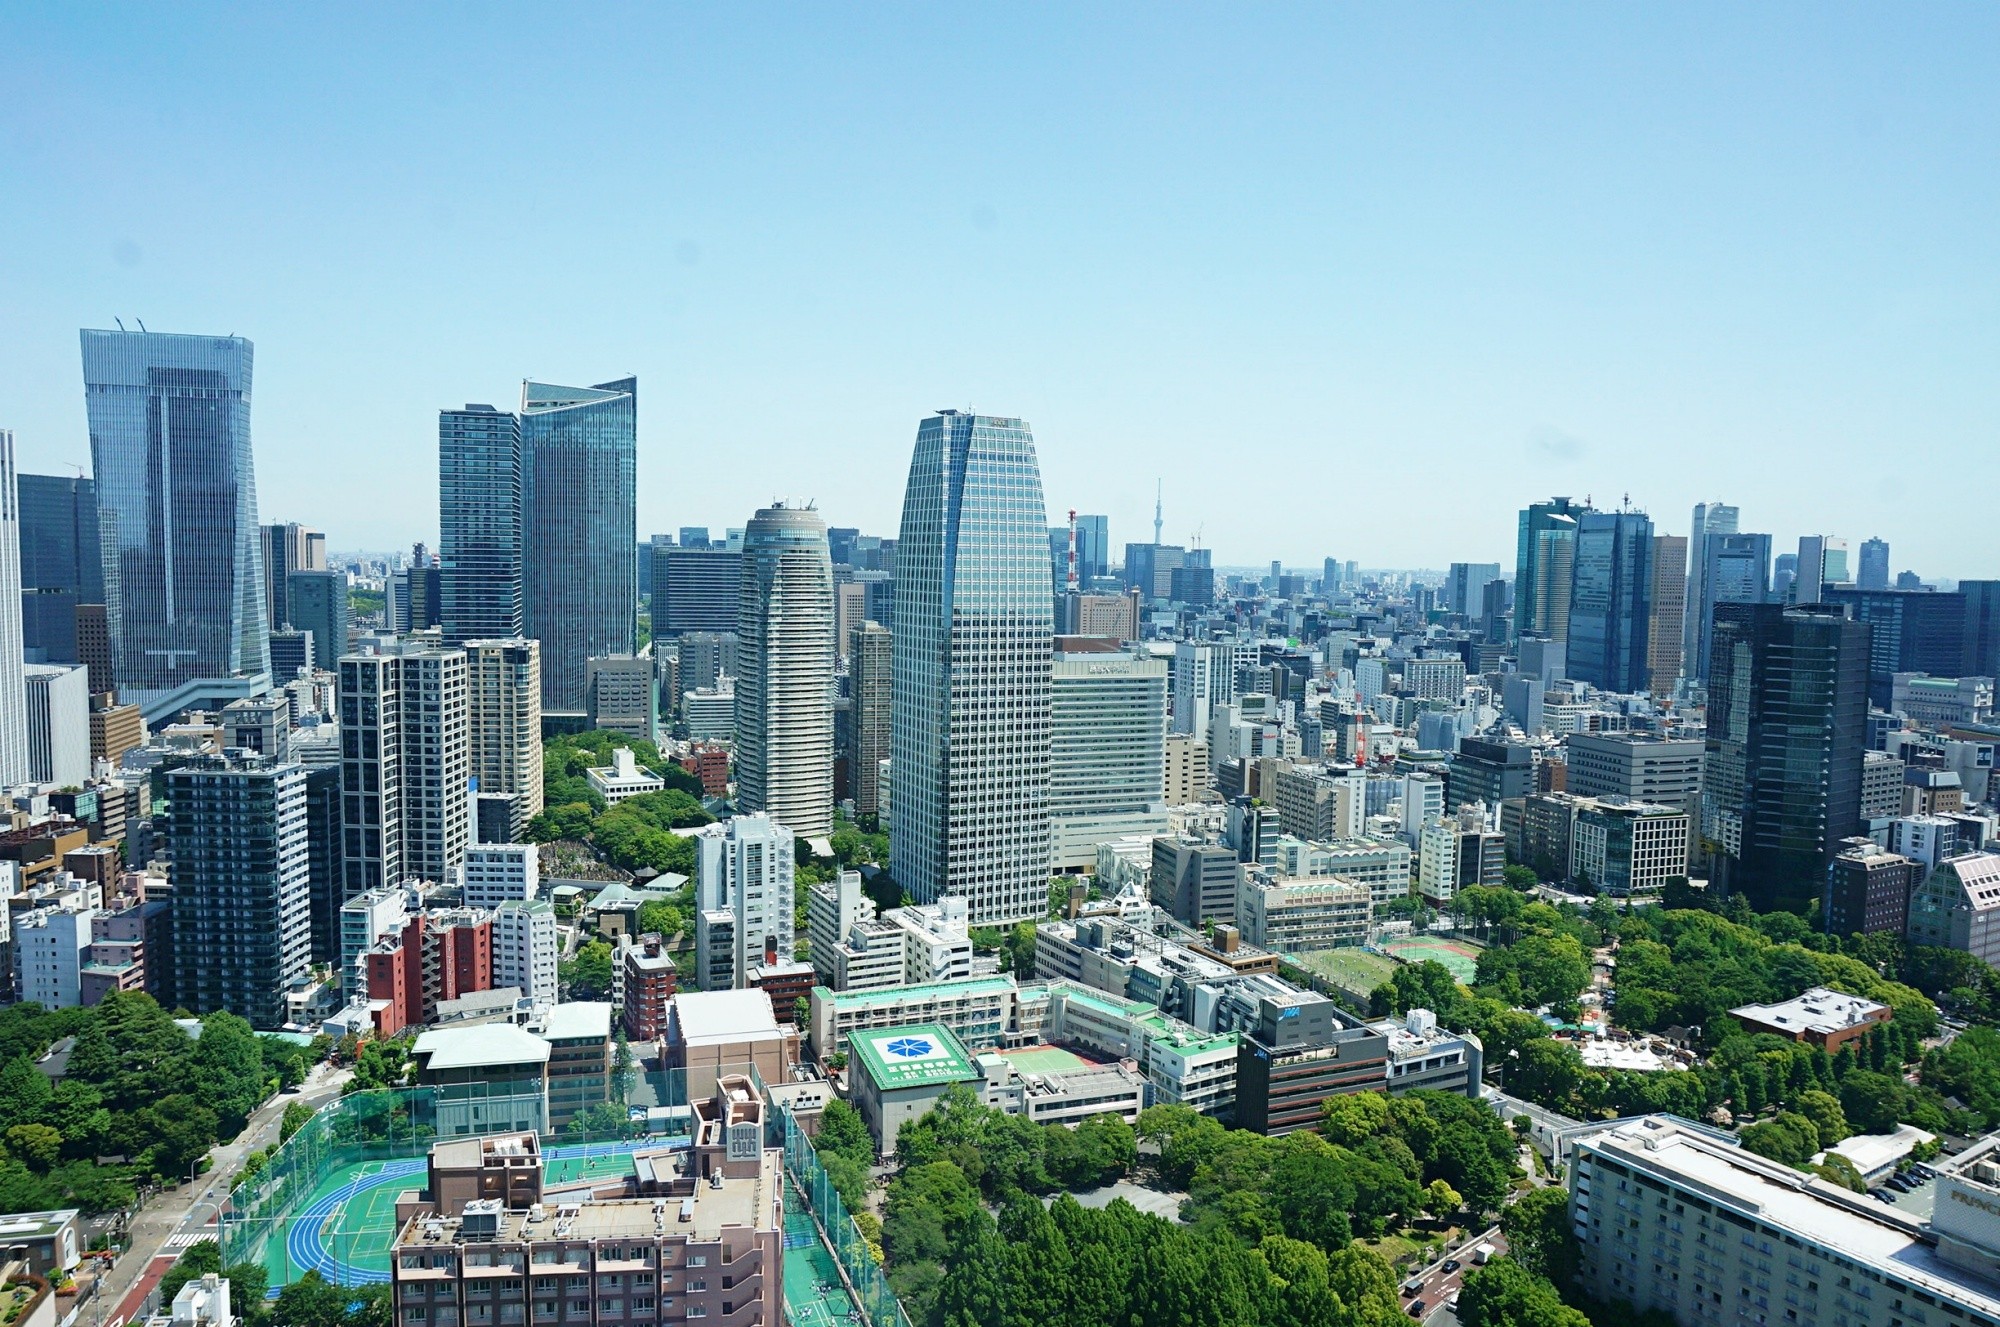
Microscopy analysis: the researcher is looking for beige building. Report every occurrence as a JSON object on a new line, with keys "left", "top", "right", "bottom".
{"left": 466, "top": 638, "right": 543, "bottom": 841}
{"left": 1163, "top": 733, "right": 1210, "bottom": 806}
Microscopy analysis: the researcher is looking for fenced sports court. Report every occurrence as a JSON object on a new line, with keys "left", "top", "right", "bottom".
{"left": 1375, "top": 934, "right": 1486, "bottom": 984}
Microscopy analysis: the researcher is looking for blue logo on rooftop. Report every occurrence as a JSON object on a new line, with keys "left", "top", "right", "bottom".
{"left": 885, "top": 1037, "right": 936, "bottom": 1059}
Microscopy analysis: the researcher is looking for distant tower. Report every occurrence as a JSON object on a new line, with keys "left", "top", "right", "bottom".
{"left": 0, "top": 431, "right": 28, "bottom": 783}
{"left": 734, "top": 502, "right": 835, "bottom": 838}
{"left": 1153, "top": 480, "right": 1163, "bottom": 546}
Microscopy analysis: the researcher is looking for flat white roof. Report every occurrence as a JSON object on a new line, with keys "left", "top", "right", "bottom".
{"left": 413, "top": 1023, "right": 551, "bottom": 1070}
{"left": 1730, "top": 987, "right": 1887, "bottom": 1036}
{"left": 541, "top": 1001, "right": 612, "bottom": 1041}
{"left": 673, "top": 988, "right": 781, "bottom": 1045}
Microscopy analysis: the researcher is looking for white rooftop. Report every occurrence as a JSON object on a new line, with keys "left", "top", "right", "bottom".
{"left": 1730, "top": 987, "right": 1888, "bottom": 1036}
{"left": 541, "top": 1001, "right": 612, "bottom": 1042}
{"left": 412, "top": 1023, "right": 552, "bottom": 1070}
{"left": 672, "top": 988, "right": 781, "bottom": 1046}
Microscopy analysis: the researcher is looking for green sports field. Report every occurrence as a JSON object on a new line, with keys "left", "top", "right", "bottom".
{"left": 783, "top": 1178, "right": 861, "bottom": 1327}
{"left": 1378, "top": 934, "right": 1486, "bottom": 984}
{"left": 1294, "top": 948, "right": 1400, "bottom": 997}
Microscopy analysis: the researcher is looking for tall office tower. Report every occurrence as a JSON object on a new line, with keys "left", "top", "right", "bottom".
{"left": 439, "top": 404, "right": 525, "bottom": 645}
{"left": 1688, "top": 531, "right": 1772, "bottom": 684}
{"left": 1074, "top": 514, "right": 1110, "bottom": 582}
{"left": 1444, "top": 562, "right": 1502, "bottom": 619}
{"left": 849, "top": 621, "right": 892, "bottom": 818}
{"left": 0, "top": 433, "right": 27, "bottom": 784}
{"left": 1824, "top": 586, "right": 1970, "bottom": 709}
{"left": 1646, "top": 534, "right": 1687, "bottom": 694}
{"left": 1857, "top": 536, "right": 1891, "bottom": 591}
{"left": 24, "top": 665, "right": 90, "bottom": 785}
{"left": 677, "top": 526, "right": 711, "bottom": 550}
{"left": 1680, "top": 502, "right": 1739, "bottom": 682}
{"left": 259, "top": 522, "right": 322, "bottom": 634}
{"left": 693, "top": 813, "right": 795, "bottom": 990}
{"left": 338, "top": 640, "right": 470, "bottom": 893}
{"left": 1515, "top": 496, "right": 1589, "bottom": 643}
{"left": 167, "top": 754, "right": 310, "bottom": 1027}
{"left": 466, "top": 638, "right": 543, "bottom": 841}
{"left": 19, "top": 473, "right": 104, "bottom": 667}
{"left": 654, "top": 547, "right": 744, "bottom": 635}
{"left": 1048, "top": 642, "right": 1169, "bottom": 871}
{"left": 734, "top": 504, "right": 835, "bottom": 838}
{"left": 1964, "top": 581, "right": 2000, "bottom": 680}
{"left": 80, "top": 329, "right": 270, "bottom": 720}
{"left": 1566, "top": 510, "right": 1655, "bottom": 693}
{"left": 287, "top": 569, "right": 349, "bottom": 664}
{"left": 1704, "top": 603, "right": 1869, "bottom": 912}
{"left": 1171, "top": 640, "right": 1238, "bottom": 736}
{"left": 1793, "top": 535, "right": 1850, "bottom": 604}
{"left": 520, "top": 378, "right": 636, "bottom": 712}
{"left": 890, "top": 410, "right": 1053, "bottom": 925}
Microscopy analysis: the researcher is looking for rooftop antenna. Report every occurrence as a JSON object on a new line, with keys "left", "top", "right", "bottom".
{"left": 135, "top": 319, "right": 147, "bottom": 332}
{"left": 1065, "top": 509, "right": 1079, "bottom": 593}
{"left": 114, "top": 318, "right": 125, "bottom": 331}
{"left": 1153, "top": 480, "right": 1163, "bottom": 546}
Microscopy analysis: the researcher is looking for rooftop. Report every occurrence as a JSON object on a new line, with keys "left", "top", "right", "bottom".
{"left": 0, "top": 1212, "right": 77, "bottom": 1241}
{"left": 672, "top": 989, "right": 780, "bottom": 1044}
{"left": 850, "top": 1024, "right": 979, "bottom": 1092}
{"left": 814, "top": 975, "right": 1017, "bottom": 1009}
{"left": 1730, "top": 988, "right": 1889, "bottom": 1036}
{"left": 413, "top": 1024, "right": 552, "bottom": 1071}
{"left": 541, "top": 1002, "right": 612, "bottom": 1042}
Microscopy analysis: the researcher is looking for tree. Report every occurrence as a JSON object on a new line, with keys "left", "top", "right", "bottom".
{"left": 1500, "top": 1185, "right": 1579, "bottom": 1287}
{"left": 1425, "top": 1178, "right": 1462, "bottom": 1219}
{"left": 813, "top": 1099, "right": 873, "bottom": 1167}
{"left": 1502, "top": 864, "right": 1539, "bottom": 892}
{"left": 5, "top": 1124, "right": 63, "bottom": 1171}
{"left": 1840, "top": 1070, "right": 1909, "bottom": 1135}
{"left": 1738, "top": 1112, "right": 1820, "bottom": 1167}
{"left": 158, "top": 1240, "right": 223, "bottom": 1305}
{"left": 1456, "top": 1257, "right": 1592, "bottom": 1327}
{"left": 1389, "top": 960, "right": 1462, "bottom": 1016}
{"left": 269, "top": 1271, "right": 351, "bottom": 1327}
{"left": 561, "top": 941, "right": 614, "bottom": 1000}
{"left": 1792, "top": 1089, "right": 1849, "bottom": 1147}
{"left": 1320, "top": 1091, "right": 1390, "bottom": 1146}
{"left": 280, "top": 1101, "right": 314, "bottom": 1143}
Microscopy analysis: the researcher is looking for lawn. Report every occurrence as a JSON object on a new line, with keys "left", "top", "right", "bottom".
{"left": 1296, "top": 947, "right": 1400, "bottom": 997}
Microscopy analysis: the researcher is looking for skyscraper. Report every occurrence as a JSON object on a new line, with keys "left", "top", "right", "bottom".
{"left": 1963, "top": 581, "right": 2000, "bottom": 681}
{"left": 654, "top": 547, "right": 743, "bottom": 636}
{"left": 260, "top": 521, "right": 322, "bottom": 633}
{"left": 1682, "top": 501, "right": 1738, "bottom": 684}
{"left": 1858, "top": 537, "right": 1891, "bottom": 591}
{"left": 1049, "top": 642, "right": 1168, "bottom": 871}
{"left": 80, "top": 329, "right": 270, "bottom": 720}
{"left": 1646, "top": 534, "right": 1687, "bottom": 695}
{"left": 734, "top": 503, "right": 835, "bottom": 838}
{"left": 287, "top": 569, "right": 349, "bottom": 665}
{"left": 0, "top": 433, "right": 28, "bottom": 784}
{"left": 1824, "top": 586, "right": 1969, "bottom": 709}
{"left": 466, "top": 638, "right": 543, "bottom": 842}
{"left": 338, "top": 640, "right": 470, "bottom": 893}
{"left": 1704, "top": 603, "right": 1869, "bottom": 913}
{"left": 693, "top": 814, "right": 795, "bottom": 990}
{"left": 439, "top": 404, "right": 525, "bottom": 645}
{"left": 891, "top": 410, "right": 1053, "bottom": 925}
{"left": 521, "top": 378, "right": 636, "bottom": 712}
{"left": 19, "top": 474, "right": 104, "bottom": 668}
{"left": 1793, "top": 535, "right": 1850, "bottom": 604}
{"left": 849, "top": 621, "right": 892, "bottom": 818}
{"left": 1074, "top": 514, "right": 1110, "bottom": 582}
{"left": 1515, "top": 497, "right": 1589, "bottom": 643}
{"left": 1566, "top": 510, "right": 1654, "bottom": 694}
{"left": 1445, "top": 562, "right": 1502, "bottom": 620}
{"left": 1689, "top": 531, "right": 1771, "bottom": 684}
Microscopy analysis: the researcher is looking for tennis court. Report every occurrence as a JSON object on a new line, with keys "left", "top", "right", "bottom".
{"left": 261, "top": 1138, "right": 667, "bottom": 1288}
{"left": 1378, "top": 934, "right": 1485, "bottom": 984}
{"left": 783, "top": 1178, "right": 861, "bottom": 1327}
{"left": 996, "top": 1045, "right": 1094, "bottom": 1075}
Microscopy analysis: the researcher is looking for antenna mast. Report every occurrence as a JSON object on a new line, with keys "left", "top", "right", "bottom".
{"left": 1066, "top": 509, "right": 1079, "bottom": 593}
{"left": 1153, "top": 480, "right": 1163, "bottom": 545}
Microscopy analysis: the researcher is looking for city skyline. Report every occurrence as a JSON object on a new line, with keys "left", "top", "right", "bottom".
{"left": 4, "top": 9, "right": 1997, "bottom": 573}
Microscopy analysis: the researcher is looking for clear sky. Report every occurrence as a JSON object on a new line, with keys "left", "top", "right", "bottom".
{"left": 2, "top": 6, "right": 1995, "bottom": 576}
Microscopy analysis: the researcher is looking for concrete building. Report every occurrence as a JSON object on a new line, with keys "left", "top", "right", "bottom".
{"left": 461, "top": 844, "right": 540, "bottom": 909}
{"left": 1570, "top": 798, "right": 1689, "bottom": 899}
{"left": 665, "top": 988, "right": 800, "bottom": 1102}
{"left": 492, "top": 899, "right": 559, "bottom": 1013}
{"left": 1907, "top": 852, "right": 2000, "bottom": 971}
{"left": 1271, "top": 835, "right": 1411, "bottom": 905}
{"left": 847, "top": 1022, "right": 982, "bottom": 1156}
{"left": 22, "top": 664, "right": 89, "bottom": 786}
{"left": 1272, "top": 764, "right": 1368, "bottom": 842}
{"left": 1162, "top": 733, "right": 1210, "bottom": 806}
{"left": 1172, "top": 640, "right": 1241, "bottom": 737}
{"left": 1150, "top": 835, "right": 1241, "bottom": 927}
{"left": 733, "top": 504, "right": 835, "bottom": 838}
{"left": 975, "top": 1045, "right": 1147, "bottom": 1128}
{"left": 1233, "top": 871, "right": 1371, "bottom": 953}
{"left": 542, "top": 1001, "right": 614, "bottom": 1131}
{"left": 847, "top": 621, "right": 892, "bottom": 817}
{"left": 586, "top": 654, "right": 658, "bottom": 742}
{"left": 339, "top": 640, "right": 471, "bottom": 894}
{"left": 1729, "top": 987, "right": 1891, "bottom": 1053}
{"left": 1564, "top": 732, "right": 1703, "bottom": 811}
{"left": 1861, "top": 750, "right": 1908, "bottom": 825}
{"left": 585, "top": 747, "right": 664, "bottom": 805}
{"left": 1892, "top": 672, "right": 1994, "bottom": 727}
{"left": 411, "top": 1023, "right": 552, "bottom": 1135}
{"left": 616, "top": 933, "right": 679, "bottom": 1041}
{"left": 1048, "top": 643, "right": 1169, "bottom": 871}
{"left": 1446, "top": 737, "right": 1535, "bottom": 811}
{"left": 1232, "top": 990, "right": 1387, "bottom": 1135}
{"left": 1824, "top": 840, "right": 1920, "bottom": 937}
{"left": 808, "top": 975, "right": 1032, "bottom": 1059}
{"left": 694, "top": 815, "right": 794, "bottom": 991}
{"left": 12, "top": 904, "right": 92, "bottom": 1008}
{"left": 1417, "top": 804, "right": 1505, "bottom": 905}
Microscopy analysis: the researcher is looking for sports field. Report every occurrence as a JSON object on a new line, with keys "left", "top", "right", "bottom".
{"left": 999, "top": 1045, "right": 1094, "bottom": 1075}
{"left": 1294, "top": 948, "right": 1399, "bottom": 997}
{"left": 259, "top": 1138, "right": 668, "bottom": 1288}
{"left": 1378, "top": 934, "right": 1485, "bottom": 984}
{"left": 783, "top": 1178, "right": 861, "bottom": 1327}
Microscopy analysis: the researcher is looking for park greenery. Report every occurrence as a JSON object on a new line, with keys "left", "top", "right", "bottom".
{"left": 0, "top": 994, "right": 325, "bottom": 1214}
{"left": 161, "top": 1244, "right": 390, "bottom": 1327}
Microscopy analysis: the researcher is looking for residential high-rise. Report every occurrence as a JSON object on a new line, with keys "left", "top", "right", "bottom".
{"left": 338, "top": 640, "right": 470, "bottom": 893}
{"left": 1566, "top": 510, "right": 1654, "bottom": 693}
{"left": 1703, "top": 603, "right": 1869, "bottom": 912}
{"left": 1514, "top": 496, "right": 1589, "bottom": 643}
{"left": 465, "top": 638, "right": 543, "bottom": 842}
{"left": 168, "top": 754, "right": 311, "bottom": 1027}
{"left": 492, "top": 898, "right": 559, "bottom": 1011}
{"left": 0, "top": 432, "right": 27, "bottom": 783}
{"left": 80, "top": 329, "right": 270, "bottom": 720}
{"left": 1824, "top": 586, "right": 1969, "bottom": 709}
{"left": 439, "top": 404, "right": 525, "bottom": 645}
{"left": 654, "top": 547, "right": 743, "bottom": 635}
{"left": 287, "top": 569, "right": 349, "bottom": 664}
{"left": 1858, "top": 536, "right": 1891, "bottom": 591}
{"left": 849, "top": 621, "right": 892, "bottom": 817}
{"left": 19, "top": 474, "right": 104, "bottom": 669}
{"left": 1681, "top": 502, "right": 1738, "bottom": 684}
{"left": 24, "top": 664, "right": 90, "bottom": 785}
{"left": 520, "top": 378, "right": 636, "bottom": 712}
{"left": 1646, "top": 534, "right": 1686, "bottom": 694}
{"left": 694, "top": 814, "right": 795, "bottom": 990}
{"left": 1048, "top": 642, "right": 1169, "bottom": 871}
{"left": 890, "top": 410, "right": 1054, "bottom": 925}
{"left": 734, "top": 503, "right": 835, "bottom": 838}
{"left": 1688, "top": 531, "right": 1771, "bottom": 684}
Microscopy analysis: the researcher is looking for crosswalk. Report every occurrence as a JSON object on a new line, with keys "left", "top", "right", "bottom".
{"left": 162, "top": 1232, "right": 208, "bottom": 1252}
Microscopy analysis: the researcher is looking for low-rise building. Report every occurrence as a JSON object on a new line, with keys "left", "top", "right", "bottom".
{"left": 666, "top": 989, "right": 800, "bottom": 1102}
{"left": 585, "top": 747, "right": 665, "bottom": 805}
{"left": 808, "top": 975, "right": 1031, "bottom": 1059}
{"left": 1269, "top": 834, "right": 1411, "bottom": 904}
{"left": 1149, "top": 835, "right": 1240, "bottom": 927}
{"left": 1233, "top": 870, "right": 1371, "bottom": 953}
{"left": 976, "top": 1047, "right": 1147, "bottom": 1128}
{"left": 1906, "top": 851, "right": 2000, "bottom": 969}
{"left": 1728, "top": 987, "right": 1890, "bottom": 1053}
{"left": 410, "top": 1023, "right": 552, "bottom": 1136}
{"left": 1569, "top": 798, "right": 1689, "bottom": 898}
{"left": 847, "top": 1023, "right": 983, "bottom": 1156}
{"left": 0, "top": 1210, "right": 79, "bottom": 1279}
{"left": 541, "top": 1001, "right": 614, "bottom": 1131}
{"left": 615, "top": 933, "right": 679, "bottom": 1042}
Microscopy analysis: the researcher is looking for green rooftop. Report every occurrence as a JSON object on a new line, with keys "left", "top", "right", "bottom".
{"left": 849, "top": 1024, "right": 980, "bottom": 1092}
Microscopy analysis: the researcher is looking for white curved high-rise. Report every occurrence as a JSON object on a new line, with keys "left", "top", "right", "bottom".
{"left": 733, "top": 503, "right": 835, "bottom": 837}
{"left": 890, "top": 411, "right": 1053, "bottom": 926}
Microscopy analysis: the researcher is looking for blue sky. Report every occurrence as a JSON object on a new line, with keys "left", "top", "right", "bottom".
{"left": 2, "top": 5, "right": 1995, "bottom": 574}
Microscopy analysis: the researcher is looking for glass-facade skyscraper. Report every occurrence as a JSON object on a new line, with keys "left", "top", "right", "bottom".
{"left": 1690, "top": 531, "right": 1772, "bottom": 684}
{"left": 439, "top": 404, "right": 525, "bottom": 645}
{"left": 0, "top": 432, "right": 28, "bottom": 784}
{"left": 1682, "top": 501, "right": 1738, "bottom": 682}
{"left": 890, "top": 410, "right": 1053, "bottom": 926}
{"left": 734, "top": 503, "right": 835, "bottom": 838}
{"left": 1566, "top": 510, "right": 1655, "bottom": 694}
{"left": 80, "top": 329, "right": 270, "bottom": 719}
{"left": 521, "top": 378, "right": 636, "bottom": 712}
{"left": 17, "top": 473, "right": 103, "bottom": 667}
{"left": 1514, "top": 496, "right": 1590, "bottom": 643}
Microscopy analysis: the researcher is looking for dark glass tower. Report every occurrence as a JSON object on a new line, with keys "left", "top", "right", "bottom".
{"left": 1823, "top": 587, "right": 1969, "bottom": 709}
{"left": 439, "top": 404, "right": 524, "bottom": 645}
{"left": 521, "top": 379, "right": 636, "bottom": 712}
{"left": 17, "top": 474, "right": 103, "bottom": 666}
{"left": 1690, "top": 531, "right": 1771, "bottom": 684}
{"left": 80, "top": 329, "right": 269, "bottom": 719}
{"left": 1514, "top": 496, "right": 1590, "bottom": 643}
{"left": 1703, "top": 603, "right": 1869, "bottom": 913}
{"left": 1566, "top": 510, "right": 1655, "bottom": 694}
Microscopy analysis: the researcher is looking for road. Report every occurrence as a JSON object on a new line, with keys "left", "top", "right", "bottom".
{"left": 1398, "top": 1227, "right": 1507, "bottom": 1325}
{"left": 1482, "top": 1085, "right": 1585, "bottom": 1155}
{"left": 91, "top": 1064, "right": 352, "bottom": 1327}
